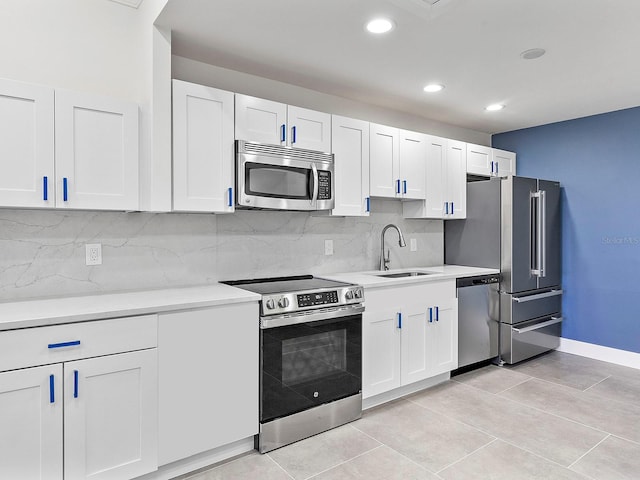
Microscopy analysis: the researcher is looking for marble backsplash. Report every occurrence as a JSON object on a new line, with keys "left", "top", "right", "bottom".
{"left": 0, "top": 199, "right": 443, "bottom": 302}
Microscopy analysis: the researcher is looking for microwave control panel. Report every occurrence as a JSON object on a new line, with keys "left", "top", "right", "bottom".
{"left": 318, "top": 171, "right": 331, "bottom": 200}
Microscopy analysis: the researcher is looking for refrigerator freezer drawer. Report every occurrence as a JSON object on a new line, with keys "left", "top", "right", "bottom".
{"left": 501, "top": 316, "right": 562, "bottom": 364}
{"left": 500, "top": 289, "right": 562, "bottom": 324}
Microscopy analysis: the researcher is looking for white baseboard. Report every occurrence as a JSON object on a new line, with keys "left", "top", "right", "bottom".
{"left": 363, "top": 372, "right": 450, "bottom": 410}
{"left": 135, "top": 437, "right": 255, "bottom": 480}
{"left": 557, "top": 338, "right": 640, "bottom": 370}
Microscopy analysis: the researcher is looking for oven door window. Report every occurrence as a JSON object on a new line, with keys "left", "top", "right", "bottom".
{"left": 245, "top": 162, "right": 311, "bottom": 199}
{"left": 260, "top": 315, "right": 362, "bottom": 423}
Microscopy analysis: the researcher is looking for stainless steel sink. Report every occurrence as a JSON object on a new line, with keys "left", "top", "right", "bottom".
{"left": 374, "top": 271, "right": 435, "bottom": 278}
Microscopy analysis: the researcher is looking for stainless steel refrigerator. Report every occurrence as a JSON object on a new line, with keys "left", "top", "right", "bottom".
{"left": 445, "top": 176, "right": 562, "bottom": 364}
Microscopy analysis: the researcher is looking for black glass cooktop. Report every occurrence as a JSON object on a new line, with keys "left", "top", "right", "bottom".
{"left": 221, "top": 275, "right": 350, "bottom": 295}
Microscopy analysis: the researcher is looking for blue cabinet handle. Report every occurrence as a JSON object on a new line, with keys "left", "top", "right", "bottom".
{"left": 74, "top": 370, "right": 79, "bottom": 398}
{"left": 451, "top": 202, "right": 454, "bottom": 215}
{"left": 292, "top": 126, "right": 296, "bottom": 144}
{"left": 43, "top": 176, "right": 48, "bottom": 201}
{"left": 281, "top": 124, "right": 286, "bottom": 143}
{"left": 429, "top": 307, "right": 433, "bottom": 323}
{"left": 491, "top": 161, "right": 494, "bottom": 174}
{"left": 63, "top": 177, "right": 68, "bottom": 201}
{"left": 397, "top": 312, "right": 402, "bottom": 329}
{"left": 228, "top": 187, "right": 233, "bottom": 207}
{"left": 445, "top": 202, "right": 449, "bottom": 214}
{"left": 366, "top": 197, "right": 370, "bottom": 212}
{"left": 48, "top": 340, "right": 81, "bottom": 349}
{"left": 49, "top": 374, "right": 55, "bottom": 404}
{"left": 495, "top": 162, "right": 499, "bottom": 174}
{"left": 396, "top": 179, "right": 400, "bottom": 194}
{"left": 436, "top": 306, "right": 440, "bottom": 321}
{"left": 403, "top": 180, "right": 407, "bottom": 194}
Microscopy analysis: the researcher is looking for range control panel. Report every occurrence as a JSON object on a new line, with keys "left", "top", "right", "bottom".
{"left": 262, "top": 286, "right": 364, "bottom": 316}
{"left": 298, "top": 290, "right": 338, "bottom": 307}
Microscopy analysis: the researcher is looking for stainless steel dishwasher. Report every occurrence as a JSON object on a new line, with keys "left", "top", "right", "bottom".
{"left": 456, "top": 274, "right": 501, "bottom": 369}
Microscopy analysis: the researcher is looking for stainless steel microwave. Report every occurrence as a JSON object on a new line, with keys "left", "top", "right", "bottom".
{"left": 235, "top": 140, "right": 335, "bottom": 211}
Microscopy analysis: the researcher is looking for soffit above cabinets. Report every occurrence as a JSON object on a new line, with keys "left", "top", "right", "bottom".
{"left": 155, "top": 0, "right": 640, "bottom": 134}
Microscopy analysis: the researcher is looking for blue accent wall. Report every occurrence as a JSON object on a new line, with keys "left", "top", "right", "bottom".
{"left": 492, "top": 107, "right": 640, "bottom": 353}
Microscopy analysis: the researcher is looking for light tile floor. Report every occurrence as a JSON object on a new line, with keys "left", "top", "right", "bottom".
{"left": 182, "top": 352, "right": 640, "bottom": 480}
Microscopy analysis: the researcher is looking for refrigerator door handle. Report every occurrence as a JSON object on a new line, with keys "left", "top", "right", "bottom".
{"left": 512, "top": 316, "right": 563, "bottom": 334}
{"left": 531, "top": 191, "right": 543, "bottom": 277}
{"left": 539, "top": 190, "right": 547, "bottom": 278}
{"left": 512, "top": 289, "right": 563, "bottom": 303}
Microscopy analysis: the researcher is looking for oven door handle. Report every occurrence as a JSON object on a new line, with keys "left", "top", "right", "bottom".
{"left": 261, "top": 305, "right": 364, "bottom": 329}
{"left": 310, "top": 162, "right": 319, "bottom": 207}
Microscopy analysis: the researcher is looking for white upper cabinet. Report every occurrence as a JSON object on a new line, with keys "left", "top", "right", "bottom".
{"left": 331, "top": 115, "right": 370, "bottom": 216}
{"left": 403, "top": 137, "right": 467, "bottom": 219}
{"left": 492, "top": 148, "right": 516, "bottom": 177}
{"left": 398, "top": 130, "right": 427, "bottom": 199}
{"left": 0, "top": 79, "right": 54, "bottom": 208}
{"left": 55, "top": 89, "right": 139, "bottom": 210}
{"left": 467, "top": 143, "right": 516, "bottom": 178}
{"left": 369, "top": 123, "right": 400, "bottom": 198}
{"left": 172, "top": 80, "right": 234, "bottom": 213}
{"left": 235, "top": 94, "right": 331, "bottom": 151}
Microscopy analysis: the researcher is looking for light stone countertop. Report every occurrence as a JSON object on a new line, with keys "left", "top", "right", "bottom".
{"left": 320, "top": 264, "right": 499, "bottom": 289}
{"left": 0, "top": 284, "right": 260, "bottom": 331}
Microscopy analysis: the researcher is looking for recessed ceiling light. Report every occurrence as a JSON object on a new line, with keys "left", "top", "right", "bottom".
{"left": 520, "top": 48, "right": 546, "bottom": 60}
{"left": 485, "top": 104, "right": 504, "bottom": 112}
{"left": 366, "top": 18, "right": 395, "bottom": 34}
{"left": 423, "top": 84, "right": 444, "bottom": 93}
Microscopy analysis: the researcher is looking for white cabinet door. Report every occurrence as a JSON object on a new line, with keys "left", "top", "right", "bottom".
{"left": 172, "top": 80, "right": 234, "bottom": 213}
{"left": 423, "top": 136, "right": 447, "bottom": 217}
{"left": 331, "top": 115, "right": 370, "bottom": 216}
{"left": 64, "top": 349, "right": 158, "bottom": 480}
{"left": 287, "top": 105, "right": 331, "bottom": 151}
{"left": 0, "top": 364, "right": 63, "bottom": 480}
{"left": 400, "top": 304, "right": 430, "bottom": 385}
{"left": 466, "top": 143, "right": 493, "bottom": 177}
{"left": 55, "top": 90, "right": 139, "bottom": 210}
{"left": 369, "top": 123, "right": 400, "bottom": 198}
{"left": 427, "top": 298, "right": 458, "bottom": 376}
{"left": 446, "top": 140, "right": 467, "bottom": 219}
{"left": 235, "top": 94, "right": 287, "bottom": 145}
{"left": 492, "top": 148, "right": 516, "bottom": 177}
{"left": 0, "top": 79, "right": 55, "bottom": 208}
{"left": 398, "top": 130, "right": 427, "bottom": 199}
{"left": 158, "top": 303, "right": 259, "bottom": 465}
{"left": 362, "top": 307, "right": 401, "bottom": 398}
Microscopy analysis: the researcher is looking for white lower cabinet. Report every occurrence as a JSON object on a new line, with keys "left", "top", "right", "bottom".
{"left": 0, "top": 316, "right": 158, "bottom": 480}
{"left": 158, "top": 303, "right": 259, "bottom": 465}
{"left": 363, "top": 281, "right": 458, "bottom": 399}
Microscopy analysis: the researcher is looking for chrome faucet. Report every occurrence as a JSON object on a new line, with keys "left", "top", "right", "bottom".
{"left": 380, "top": 224, "right": 407, "bottom": 270}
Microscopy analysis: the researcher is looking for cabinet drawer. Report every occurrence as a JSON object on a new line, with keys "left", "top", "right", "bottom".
{"left": 365, "top": 280, "right": 455, "bottom": 311}
{"left": 0, "top": 315, "right": 157, "bottom": 372}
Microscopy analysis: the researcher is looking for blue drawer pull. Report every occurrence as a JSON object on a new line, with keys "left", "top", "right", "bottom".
{"left": 429, "top": 307, "right": 433, "bottom": 323}
{"left": 63, "top": 177, "right": 68, "bottom": 201}
{"left": 491, "top": 161, "right": 494, "bottom": 174}
{"left": 403, "top": 180, "right": 407, "bottom": 194}
{"left": 451, "top": 202, "right": 454, "bottom": 215}
{"left": 366, "top": 197, "right": 370, "bottom": 212}
{"left": 281, "top": 124, "right": 286, "bottom": 143}
{"left": 292, "top": 126, "right": 297, "bottom": 144}
{"left": 436, "top": 306, "right": 440, "bottom": 321}
{"left": 43, "top": 176, "right": 48, "bottom": 201}
{"left": 398, "top": 312, "right": 402, "bottom": 329}
{"left": 396, "top": 179, "right": 400, "bottom": 194}
{"left": 74, "top": 370, "right": 79, "bottom": 398}
{"left": 49, "top": 374, "right": 55, "bottom": 404}
{"left": 48, "top": 340, "right": 81, "bottom": 349}
{"left": 445, "top": 202, "right": 449, "bottom": 214}
{"left": 495, "top": 162, "right": 499, "bottom": 174}
{"left": 228, "top": 187, "right": 233, "bottom": 207}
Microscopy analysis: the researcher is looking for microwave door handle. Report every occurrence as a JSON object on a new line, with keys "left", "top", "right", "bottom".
{"left": 310, "top": 163, "right": 319, "bottom": 206}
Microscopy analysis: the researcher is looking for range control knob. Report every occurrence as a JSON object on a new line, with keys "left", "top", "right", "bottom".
{"left": 278, "top": 297, "right": 290, "bottom": 308}
{"left": 354, "top": 289, "right": 363, "bottom": 299}
{"left": 345, "top": 290, "right": 354, "bottom": 300}
{"left": 265, "top": 299, "right": 275, "bottom": 310}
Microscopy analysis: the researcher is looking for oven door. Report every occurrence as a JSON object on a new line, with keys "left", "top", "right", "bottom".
{"left": 260, "top": 312, "right": 362, "bottom": 423}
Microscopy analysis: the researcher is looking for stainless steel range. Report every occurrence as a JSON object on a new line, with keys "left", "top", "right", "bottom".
{"left": 222, "top": 275, "right": 364, "bottom": 453}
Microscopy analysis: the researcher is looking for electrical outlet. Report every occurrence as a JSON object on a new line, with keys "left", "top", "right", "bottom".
{"left": 85, "top": 243, "right": 102, "bottom": 266}
{"left": 410, "top": 238, "right": 418, "bottom": 252}
{"left": 324, "top": 239, "right": 334, "bottom": 256}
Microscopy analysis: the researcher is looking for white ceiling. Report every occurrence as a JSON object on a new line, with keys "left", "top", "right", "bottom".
{"left": 156, "top": 0, "right": 640, "bottom": 135}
